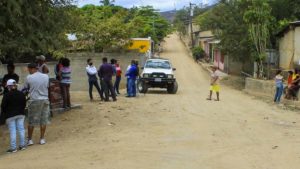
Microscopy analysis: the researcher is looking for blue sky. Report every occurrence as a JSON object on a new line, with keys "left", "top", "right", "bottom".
{"left": 76, "top": 0, "right": 214, "bottom": 12}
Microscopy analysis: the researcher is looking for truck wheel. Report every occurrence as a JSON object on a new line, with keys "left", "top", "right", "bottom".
{"left": 167, "top": 81, "right": 178, "bottom": 94}
{"left": 138, "top": 81, "right": 148, "bottom": 93}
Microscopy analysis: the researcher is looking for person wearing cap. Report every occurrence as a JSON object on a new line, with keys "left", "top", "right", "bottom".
{"left": 1, "top": 63, "right": 19, "bottom": 95}
{"left": 36, "top": 55, "right": 49, "bottom": 74}
{"left": 0, "top": 79, "right": 27, "bottom": 153}
{"left": 23, "top": 63, "right": 50, "bottom": 146}
{"left": 207, "top": 66, "right": 220, "bottom": 101}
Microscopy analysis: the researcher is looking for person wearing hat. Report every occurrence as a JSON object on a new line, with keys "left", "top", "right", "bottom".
{"left": 0, "top": 79, "right": 27, "bottom": 153}
{"left": 23, "top": 63, "right": 50, "bottom": 146}
{"left": 207, "top": 66, "right": 220, "bottom": 101}
{"left": 36, "top": 55, "right": 49, "bottom": 74}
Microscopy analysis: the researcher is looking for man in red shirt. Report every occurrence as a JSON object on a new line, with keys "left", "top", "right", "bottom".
{"left": 114, "top": 60, "right": 122, "bottom": 94}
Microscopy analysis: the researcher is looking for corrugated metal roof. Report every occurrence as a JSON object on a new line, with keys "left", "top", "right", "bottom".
{"left": 277, "top": 21, "right": 300, "bottom": 37}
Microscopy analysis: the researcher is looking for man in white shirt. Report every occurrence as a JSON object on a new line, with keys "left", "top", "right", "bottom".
{"left": 86, "top": 58, "right": 104, "bottom": 101}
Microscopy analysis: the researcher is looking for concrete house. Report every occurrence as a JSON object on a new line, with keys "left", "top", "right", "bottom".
{"left": 278, "top": 21, "right": 300, "bottom": 69}
{"left": 196, "top": 30, "right": 226, "bottom": 71}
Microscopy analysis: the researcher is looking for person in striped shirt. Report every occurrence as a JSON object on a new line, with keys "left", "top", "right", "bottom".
{"left": 59, "top": 58, "right": 72, "bottom": 109}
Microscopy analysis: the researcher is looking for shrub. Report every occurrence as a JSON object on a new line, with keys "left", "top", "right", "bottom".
{"left": 192, "top": 47, "right": 205, "bottom": 61}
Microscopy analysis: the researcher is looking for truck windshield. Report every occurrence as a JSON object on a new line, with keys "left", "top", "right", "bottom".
{"left": 145, "top": 60, "right": 171, "bottom": 69}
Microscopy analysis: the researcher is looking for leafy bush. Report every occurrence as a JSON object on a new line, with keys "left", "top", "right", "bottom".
{"left": 192, "top": 47, "right": 205, "bottom": 61}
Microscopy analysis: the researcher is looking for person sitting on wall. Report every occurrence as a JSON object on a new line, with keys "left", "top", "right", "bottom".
{"left": 287, "top": 69, "right": 300, "bottom": 100}
{"left": 284, "top": 70, "right": 293, "bottom": 99}
{"left": 36, "top": 55, "right": 49, "bottom": 74}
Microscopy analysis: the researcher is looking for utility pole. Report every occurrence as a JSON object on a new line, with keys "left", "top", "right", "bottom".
{"left": 189, "top": 2, "right": 195, "bottom": 48}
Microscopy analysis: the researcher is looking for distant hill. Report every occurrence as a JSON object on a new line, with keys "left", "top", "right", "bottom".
{"left": 160, "top": 10, "right": 176, "bottom": 23}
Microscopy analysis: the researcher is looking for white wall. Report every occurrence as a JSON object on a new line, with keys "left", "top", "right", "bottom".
{"left": 279, "top": 29, "right": 294, "bottom": 69}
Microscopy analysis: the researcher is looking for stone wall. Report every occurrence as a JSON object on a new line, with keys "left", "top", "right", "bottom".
{"left": 0, "top": 52, "right": 144, "bottom": 91}
{"left": 0, "top": 62, "right": 56, "bottom": 84}
{"left": 66, "top": 52, "right": 143, "bottom": 91}
{"left": 244, "top": 78, "right": 275, "bottom": 97}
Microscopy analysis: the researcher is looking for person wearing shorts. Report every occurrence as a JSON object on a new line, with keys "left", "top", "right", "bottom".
{"left": 23, "top": 63, "right": 50, "bottom": 146}
{"left": 207, "top": 66, "right": 220, "bottom": 101}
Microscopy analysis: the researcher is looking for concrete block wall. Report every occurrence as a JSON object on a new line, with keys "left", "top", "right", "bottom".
{"left": 244, "top": 78, "right": 275, "bottom": 97}
{"left": 0, "top": 52, "right": 143, "bottom": 91}
{"left": 0, "top": 62, "right": 56, "bottom": 84}
{"left": 66, "top": 52, "right": 142, "bottom": 91}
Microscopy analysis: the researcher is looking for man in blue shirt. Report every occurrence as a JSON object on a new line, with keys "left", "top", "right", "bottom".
{"left": 98, "top": 57, "right": 117, "bottom": 101}
{"left": 126, "top": 60, "right": 138, "bottom": 97}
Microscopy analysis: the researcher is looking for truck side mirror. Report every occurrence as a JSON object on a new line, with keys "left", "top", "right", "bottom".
{"left": 172, "top": 68, "right": 176, "bottom": 71}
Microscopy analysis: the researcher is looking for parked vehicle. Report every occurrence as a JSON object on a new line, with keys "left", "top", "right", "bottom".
{"left": 138, "top": 58, "right": 178, "bottom": 94}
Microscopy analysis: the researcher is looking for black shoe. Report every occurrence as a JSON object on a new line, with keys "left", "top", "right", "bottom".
{"left": 7, "top": 149, "right": 17, "bottom": 153}
{"left": 113, "top": 98, "right": 117, "bottom": 102}
{"left": 19, "top": 146, "right": 26, "bottom": 151}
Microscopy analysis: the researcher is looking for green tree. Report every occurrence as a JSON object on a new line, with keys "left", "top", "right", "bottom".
{"left": 244, "top": 0, "right": 274, "bottom": 78}
{"left": 128, "top": 6, "right": 171, "bottom": 43}
{"left": 100, "top": 0, "right": 115, "bottom": 6}
{"left": 0, "top": 0, "right": 74, "bottom": 60}
{"left": 173, "top": 9, "right": 189, "bottom": 37}
{"left": 196, "top": 1, "right": 253, "bottom": 63}
{"left": 74, "top": 5, "right": 131, "bottom": 52}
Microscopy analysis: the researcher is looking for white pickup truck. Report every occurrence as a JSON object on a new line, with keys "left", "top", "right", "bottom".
{"left": 138, "top": 58, "right": 178, "bottom": 94}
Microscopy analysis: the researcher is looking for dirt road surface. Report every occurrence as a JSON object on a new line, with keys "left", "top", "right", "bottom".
{"left": 1, "top": 34, "right": 300, "bottom": 169}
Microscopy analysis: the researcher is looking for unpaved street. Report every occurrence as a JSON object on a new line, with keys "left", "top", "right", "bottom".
{"left": 1, "top": 34, "right": 300, "bottom": 169}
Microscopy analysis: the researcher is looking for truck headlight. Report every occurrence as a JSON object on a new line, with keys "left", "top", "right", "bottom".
{"left": 167, "top": 74, "right": 173, "bottom": 78}
{"left": 143, "top": 74, "right": 150, "bottom": 78}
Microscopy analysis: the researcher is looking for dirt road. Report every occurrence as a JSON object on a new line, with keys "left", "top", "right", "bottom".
{"left": 1, "top": 34, "right": 300, "bottom": 169}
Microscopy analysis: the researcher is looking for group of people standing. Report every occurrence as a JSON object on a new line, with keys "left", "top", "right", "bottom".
{"left": 0, "top": 55, "right": 51, "bottom": 153}
{"left": 86, "top": 57, "right": 139, "bottom": 102}
{"left": 0, "top": 55, "right": 73, "bottom": 153}
{"left": 274, "top": 68, "right": 300, "bottom": 103}
{"left": 0, "top": 55, "right": 140, "bottom": 153}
